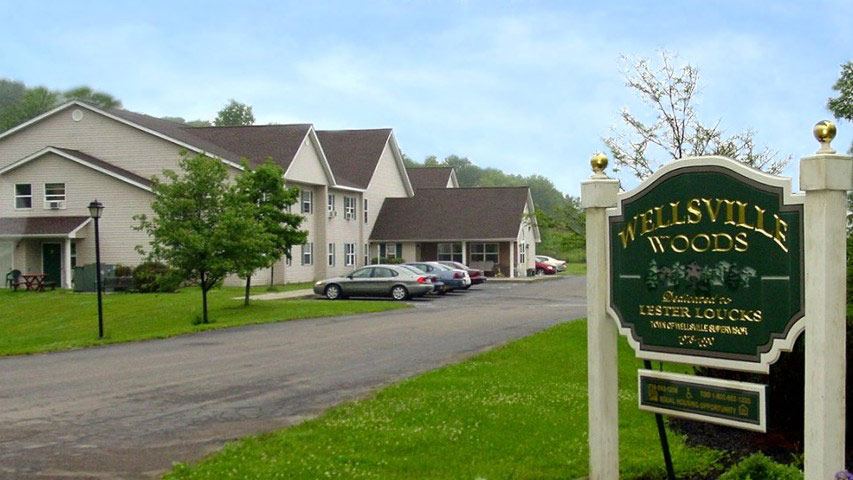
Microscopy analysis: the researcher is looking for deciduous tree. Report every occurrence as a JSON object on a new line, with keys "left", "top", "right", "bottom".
{"left": 135, "top": 151, "right": 260, "bottom": 323}
{"left": 214, "top": 99, "right": 255, "bottom": 126}
{"left": 604, "top": 51, "right": 788, "bottom": 180}
{"left": 231, "top": 159, "right": 307, "bottom": 306}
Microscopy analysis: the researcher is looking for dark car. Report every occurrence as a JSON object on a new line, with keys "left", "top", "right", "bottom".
{"left": 535, "top": 261, "right": 557, "bottom": 275}
{"left": 438, "top": 261, "right": 486, "bottom": 286}
{"left": 313, "top": 265, "right": 434, "bottom": 300}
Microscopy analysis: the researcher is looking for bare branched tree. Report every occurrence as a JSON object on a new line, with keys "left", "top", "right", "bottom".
{"left": 604, "top": 51, "right": 789, "bottom": 180}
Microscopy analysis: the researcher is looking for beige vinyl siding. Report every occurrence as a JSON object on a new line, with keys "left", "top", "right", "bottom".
{"left": 364, "top": 141, "right": 410, "bottom": 249}
{"left": 284, "top": 135, "right": 329, "bottom": 186}
{"left": 326, "top": 188, "right": 362, "bottom": 277}
{"left": 0, "top": 105, "right": 191, "bottom": 179}
{"left": 0, "top": 153, "right": 153, "bottom": 268}
{"left": 516, "top": 203, "right": 536, "bottom": 273}
{"left": 281, "top": 182, "right": 320, "bottom": 283}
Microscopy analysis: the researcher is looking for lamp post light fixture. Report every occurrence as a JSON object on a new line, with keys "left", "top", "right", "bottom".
{"left": 88, "top": 199, "right": 105, "bottom": 339}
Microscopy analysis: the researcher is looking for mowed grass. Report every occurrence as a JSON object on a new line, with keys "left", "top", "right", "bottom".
{"left": 167, "top": 321, "right": 723, "bottom": 479}
{"left": 0, "top": 284, "right": 408, "bottom": 356}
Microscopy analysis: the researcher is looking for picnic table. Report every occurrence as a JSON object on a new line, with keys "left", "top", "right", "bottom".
{"left": 13, "top": 273, "right": 56, "bottom": 292}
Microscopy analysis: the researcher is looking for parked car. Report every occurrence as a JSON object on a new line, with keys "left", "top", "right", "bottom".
{"left": 404, "top": 262, "right": 470, "bottom": 291}
{"left": 399, "top": 264, "right": 445, "bottom": 294}
{"left": 535, "top": 261, "right": 557, "bottom": 275}
{"left": 536, "top": 255, "right": 567, "bottom": 271}
{"left": 437, "top": 261, "right": 486, "bottom": 286}
{"left": 313, "top": 265, "right": 433, "bottom": 300}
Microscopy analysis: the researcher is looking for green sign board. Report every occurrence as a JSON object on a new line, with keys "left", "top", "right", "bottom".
{"left": 638, "top": 370, "right": 767, "bottom": 432}
{"left": 608, "top": 159, "right": 804, "bottom": 371}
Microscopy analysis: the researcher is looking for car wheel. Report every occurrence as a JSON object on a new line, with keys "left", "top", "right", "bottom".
{"left": 536, "top": 268, "right": 544, "bottom": 275}
{"left": 325, "top": 284, "right": 342, "bottom": 300}
{"left": 391, "top": 285, "right": 409, "bottom": 301}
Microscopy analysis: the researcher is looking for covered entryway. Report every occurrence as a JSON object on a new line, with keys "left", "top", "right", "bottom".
{"left": 0, "top": 216, "right": 90, "bottom": 289}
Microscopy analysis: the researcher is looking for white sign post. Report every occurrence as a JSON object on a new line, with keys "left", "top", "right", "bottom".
{"left": 801, "top": 122, "right": 852, "bottom": 480}
{"left": 581, "top": 153, "right": 620, "bottom": 479}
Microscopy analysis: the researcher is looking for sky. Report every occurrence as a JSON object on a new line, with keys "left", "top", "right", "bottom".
{"left": 2, "top": 0, "right": 851, "bottom": 195}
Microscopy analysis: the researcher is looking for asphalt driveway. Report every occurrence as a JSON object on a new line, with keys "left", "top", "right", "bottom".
{"left": 0, "top": 275, "right": 586, "bottom": 479}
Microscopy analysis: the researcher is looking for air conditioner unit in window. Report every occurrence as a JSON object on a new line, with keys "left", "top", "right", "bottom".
{"left": 49, "top": 201, "right": 63, "bottom": 210}
{"left": 329, "top": 210, "right": 337, "bottom": 218}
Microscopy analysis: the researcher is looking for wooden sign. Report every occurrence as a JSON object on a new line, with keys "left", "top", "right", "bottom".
{"left": 607, "top": 158, "right": 804, "bottom": 372}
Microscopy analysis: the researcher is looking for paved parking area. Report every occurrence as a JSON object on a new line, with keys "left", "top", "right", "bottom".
{"left": 0, "top": 275, "right": 586, "bottom": 479}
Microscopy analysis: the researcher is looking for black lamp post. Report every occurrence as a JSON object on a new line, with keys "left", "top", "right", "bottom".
{"left": 88, "top": 200, "right": 105, "bottom": 339}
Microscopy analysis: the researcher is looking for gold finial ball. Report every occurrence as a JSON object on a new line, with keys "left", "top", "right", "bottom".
{"left": 590, "top": 152, "right": 608, "bottom": 173}
{"left": 813, "top": 120, "right": 837, "bottom": 144}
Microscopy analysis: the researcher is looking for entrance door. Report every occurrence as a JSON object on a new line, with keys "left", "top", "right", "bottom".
{"left": 42, "top": 243, "right": 61, "bottom": 285}
{"left": 0, "top": 242, "right": 12, "bottom": 287}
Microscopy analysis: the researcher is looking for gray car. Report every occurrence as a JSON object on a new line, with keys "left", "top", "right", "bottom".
{"left": 313, "top": 264, "right": 434, "bottom": 300}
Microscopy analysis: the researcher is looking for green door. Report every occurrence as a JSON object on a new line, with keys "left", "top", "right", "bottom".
{"left": 42, "top": 243, "right": 61, "bottom": 285}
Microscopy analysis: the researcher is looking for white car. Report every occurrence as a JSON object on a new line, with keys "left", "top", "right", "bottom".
{"left": 536, "top": 255, "right": 567, "bottom": 271}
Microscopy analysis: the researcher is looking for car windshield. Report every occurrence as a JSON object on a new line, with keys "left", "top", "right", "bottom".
{"left": 398, "top": 265, "right": 423, "bottom": 275}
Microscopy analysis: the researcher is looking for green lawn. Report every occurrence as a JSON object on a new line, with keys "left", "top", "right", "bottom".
{"left": 0, "top": 285, "right": 408, "bottom": 356}
{"left": 562, "top": 262, "right": 586, "bottom": 275}
{"left": 167, "top": 321, "right": 723, "bottom": 479}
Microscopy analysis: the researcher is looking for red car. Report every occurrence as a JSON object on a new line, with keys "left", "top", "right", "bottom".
{"left": 535, "top": 261, "right": 557, "bottom": 275}
{"left": 438, "top": 261, "right": 486, "bottom": 286}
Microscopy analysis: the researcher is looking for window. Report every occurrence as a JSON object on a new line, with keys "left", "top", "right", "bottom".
{"left": 286, "top": 255, "right": 292, "bottom": 266}
{"left": 14, "top": 184, "right": 32, "bottom": 209}
{"left": 385, "top": 243, "right": 397, "bottom": 259}
{"left": 519, "top": 242, "right": 526, "bottom": 265}
{"left": 301, "top": 243, "right": 313, "bottom": 265}
{"left": 328, "top": 243, "right": 335, "bottom": 266}
{"left": 301, "top": 189, "right": 313, "bottom": 214}
{"left": 345, "top": 243, "right": 356, "bottom": 266}
{"left": 344, "top": 196, "right": 356, "bottom": 220}
{"left": 437, "top": 242, "right": 463, "bottom": 262}
{"left": 373, "top": 267, "right": 398, "bottom": 278}
{"left": 328, "top": 193, "right": 336, "bottom": 216}
{"left": 364, "top": 243, "right": 368, "bottom": 266}
{"left": 363, "top": 199, "right": 369, "bottom": 224}
{"left": 471, "top": 243, "right": 499, "bottom": 263}
{"left": 44, "top": 183, "right": 66, "bottom": 209}
{"left": 352, "top": 267, "right": 373, "bottom": 278}
{"left": 70, "top": 241, "right": 77, "bottom": 268}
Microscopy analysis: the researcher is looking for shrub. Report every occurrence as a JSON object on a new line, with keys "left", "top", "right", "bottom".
{"left": 370, "top": 257, "right": 405, "bottom": 264}
{"left": 114, "top": 264, "right": 134, "bottom": 278}
{"left": 719, "top": 453, "right": 802, "bottom": 480}
{"left": 132, "top": 261, "right": 182, "bottom": 293}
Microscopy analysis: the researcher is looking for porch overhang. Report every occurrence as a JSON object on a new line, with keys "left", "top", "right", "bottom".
{"left": 0, "top": 216, "right": 91, "bottom": 239}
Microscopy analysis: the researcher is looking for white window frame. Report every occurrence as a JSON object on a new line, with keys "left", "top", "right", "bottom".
{"left": 301, "top": 189, "right": 313, "bottom": 214}
{"left": 345, "top": 243, "right": 355, "bottom": 266}
{"left": 43, "top": 182, "right": 66, "bottom": 210}
{"left": 385, "top": 243, "right": 397, "bottom": 259}
{"left": 328, "top": 243, "right": 335, "bottom": 266}
{"left": 519, "top": 242, "right": 526, "bottom": 265}
{"left": 344, "top": 196, "right": 356, "bottom": 220}
{"left": 363, "top": 199, "right": 369, "bottom": 224}
{"left": 301, "top": 242, "right": 313, "bottom": 265}
{"left": 14, "top": 183, "right": 32, "bottom": 210}
{"left": 70, "top": 241, "right": 77, "bottom": 268}
{"left": 363, "top": 243, "right": 368, "bottom": 266}
{"left": 328, "top": 193, "right": 336, "bottom": 216}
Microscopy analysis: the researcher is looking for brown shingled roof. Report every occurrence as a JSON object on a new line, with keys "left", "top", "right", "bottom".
{"left": 370, "top": 187, "right": 530, "bottom": 241}
{"left": 53, "top": 148, "right": 153, "bottom": 187}
{"left": 0, "top": 216, "right": 90, "bottom": 236}
{"left": 406, "top": 167, "right": 455, "bottom": 189}
{"left": 186, "top": 125, "right": 312, "bottom": 170}
{"left": 316, "top": 129, "right": 392, "bottom": 188}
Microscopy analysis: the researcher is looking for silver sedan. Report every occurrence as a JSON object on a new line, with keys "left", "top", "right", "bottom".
{"left": 313, "top": 264, "right": 434, "bottom": 300}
